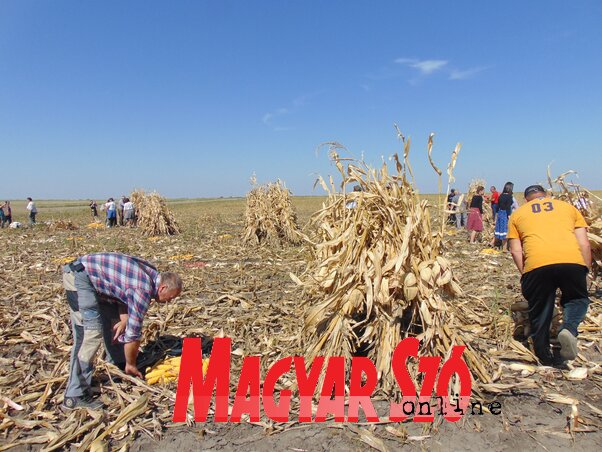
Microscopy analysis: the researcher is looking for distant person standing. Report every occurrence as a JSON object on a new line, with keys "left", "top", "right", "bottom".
{"left": 494, "top": 182, "right": 514, "bottom": 248}
{"left": 466, "top": 186, "right": 485, "bottom": 243}
{"left": 0, "top": 203, "right": 4, "bottom": 227}
{"left": 89, "top": 200, "right": 99, "bottom": 221}
{"left": 105, "top": 198, "right": 117, "bottom": 227}
{"left": 2, "top": 201, "right": 12, "bottom": 227}
{"left": 508, "top": 185, "right": 591, "bottom": 366}
{"left": 487, "top": 186, "right": 500, "bottom": 221}
{"left": 447, "top": 189, "right": 457, "bottom": 225}
{"left": 26, "top": 197, "right": 37, "bottom": 225}
{"left": 451, "top": 191, "right": 467, "bottom": 228}
{"left": 123, "top": 198, "right": 135, "bottom": 227}
{"left": 118, "top": 196, "right": 126, "bottom": 226}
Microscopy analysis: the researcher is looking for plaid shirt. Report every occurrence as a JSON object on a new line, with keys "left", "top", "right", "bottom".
{"left": 79, "top": 253, "right": 159, "bottom": 343}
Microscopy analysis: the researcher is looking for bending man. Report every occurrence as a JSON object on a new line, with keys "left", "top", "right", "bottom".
{"left": 62, "top": 253, "right": 182, "bottom": 409}
{"left": 508, "top": 185, "right": 591, "bottom": 366}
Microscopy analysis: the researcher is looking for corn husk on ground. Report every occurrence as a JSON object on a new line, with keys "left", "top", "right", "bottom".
{"left": 547, "top": 168, "right": 602, "bottom": 280}
{"left": 243, "top": 178, "right": 302, "bottom": 245}
{"left": 131, "top": 189, "right": 181, "bottom": 236}
{"left": 48, "top": 219, "right": 78, "bottom": 231}
{"left": 295, "top": 137, "right": 495, "bottom": 393}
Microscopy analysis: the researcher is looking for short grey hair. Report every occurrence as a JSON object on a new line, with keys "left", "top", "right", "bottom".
{"left": 160, "top": 272, "right": 183, "bottom": 292}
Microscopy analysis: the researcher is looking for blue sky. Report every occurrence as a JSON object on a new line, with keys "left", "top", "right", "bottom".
{"left": 1, "top": 0, "right": 601, "bottom": 199}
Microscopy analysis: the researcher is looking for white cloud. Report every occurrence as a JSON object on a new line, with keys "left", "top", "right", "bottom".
{"left": 263, "top": 92, "right": 321, "bottom": 130}
{"left": 393, "top": 57, "right": 487, "bottom": 81}
{"left": 410, "top": 59, "right": 448, "bottom": 74}
{"left": 395, "top": 58, "right": 448, "bottom": 75}
{"left": 449, "top": 66, "right": 488, "bottom": 80}
{"left": 262, "top": 108, "right": 288, "bottom": 126}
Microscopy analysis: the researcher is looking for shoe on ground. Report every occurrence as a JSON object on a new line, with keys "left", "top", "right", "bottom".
{"left": 558, "top": 329, "right": 578, "bottom": 361}
{"left": 62, "top": 394, "right": 103, "bottom": 411}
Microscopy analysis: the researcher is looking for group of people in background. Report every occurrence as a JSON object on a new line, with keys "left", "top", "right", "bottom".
{"left": 0, "top": 198, "right": 36, "bottom": 228}
{"left": 91, "top": 196, "right": 136, "bottom": 228}
{"left": 448, "top": 182, "right": 520, "bottom": 247}
{"left": 0, "top": 196, "right": 136, "bottom": 230}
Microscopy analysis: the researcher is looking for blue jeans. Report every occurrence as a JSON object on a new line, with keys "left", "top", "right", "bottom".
{"left": 521, "top": 263, "right": 590, "bottom": 363}
{"left": 63, "top": 265, "right": 125, "bottom": 397}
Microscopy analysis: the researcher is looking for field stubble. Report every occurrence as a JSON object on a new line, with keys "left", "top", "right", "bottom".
{"left": 0, "top": 196, "right": 600, "bottom": 451}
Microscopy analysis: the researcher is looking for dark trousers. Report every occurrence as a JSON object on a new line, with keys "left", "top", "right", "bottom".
{"left": 521, "top": 263, "right": 590, "bottom": 362}
{"left": 492, "top": 204, "right": 498, "bottom": 222}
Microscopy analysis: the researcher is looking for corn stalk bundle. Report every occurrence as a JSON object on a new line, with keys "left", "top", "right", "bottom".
{"left": 295, "top": 137, "right": 493, "bottom": 394}
{"left": 243, "top": 179, "right": 302, "bottom": 245}
{"left": 130, "top": 190, "right": 180, "bottom": 236}
{"left": 48, "top": 219, "right": 78, "bottom": 231}
{"left": 547, "top": 168, "right": 602, "bottom": 279}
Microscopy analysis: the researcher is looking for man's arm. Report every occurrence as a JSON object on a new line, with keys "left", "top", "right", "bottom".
{"left": 120, "top": 289, "right": 151, "bottom": 377}
{"left": 575, "top": 227, "right": 592, "bottom": 269}
{"left": 509, "top": 238, "right": 524, "bottom": 274}
{"left": 124, "top": 341, "right": 142, "bottom": 377}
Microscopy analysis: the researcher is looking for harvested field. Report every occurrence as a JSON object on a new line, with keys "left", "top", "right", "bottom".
{"left": 0, "top": 196, "right": 601, "bottom": 450}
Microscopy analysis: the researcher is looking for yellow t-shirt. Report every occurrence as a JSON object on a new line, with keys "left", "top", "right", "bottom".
{"left": 507, "top": 197, "right": 588, "bottom": 273}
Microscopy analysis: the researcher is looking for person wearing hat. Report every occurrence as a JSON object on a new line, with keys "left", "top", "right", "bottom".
{"left": 507, "top": 185, "right": 592, "bottom": 366}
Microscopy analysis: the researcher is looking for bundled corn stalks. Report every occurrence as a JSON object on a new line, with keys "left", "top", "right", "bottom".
{"left": 547, "top": 169, "right": 602, "bottom": 280}
{"left": 296, "top": 136, "right": 492, "bottom": 393}
{"left": 243, "top": 178, "right": 302, "bottom": 245}
{"left": 130, "top": 190, "right": 180, "bottom": 236}
{"left": 48, "top": 219, "right": 78, "bottom": 231}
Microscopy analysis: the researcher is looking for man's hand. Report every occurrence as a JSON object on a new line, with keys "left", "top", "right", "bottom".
{"left": 112, "top": 320, "right": 127, "bottom": 342}
{"left": 125, "top": 363, "right": 143, "bottom": 378}
{"left": 124, "top": 340, "right": 141, "bottom": 378}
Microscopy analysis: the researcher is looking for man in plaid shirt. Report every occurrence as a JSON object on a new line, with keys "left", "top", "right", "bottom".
{"left": 62, "top": 253, "right": 182, "bottom": 410}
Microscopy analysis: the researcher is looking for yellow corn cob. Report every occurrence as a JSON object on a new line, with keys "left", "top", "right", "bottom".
{"left": 145, "top": 356, "right": 210, "bottom": 385}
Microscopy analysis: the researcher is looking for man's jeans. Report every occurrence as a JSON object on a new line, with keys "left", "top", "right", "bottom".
{"left": 29, "top": 212, "right": 36, "bottom": 225}
{"left": 456, "top": 212, "right": 467, "bottom": 228}
{"left": 521, "top": 263, "right": 590, "bottom": 363}
{"left": 63, "top": 265, "right": 125, "bottom": 398}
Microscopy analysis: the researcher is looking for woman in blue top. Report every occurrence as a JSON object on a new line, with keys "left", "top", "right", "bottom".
{"left": 494, "top": 182, "right": 514, "bottom": 248}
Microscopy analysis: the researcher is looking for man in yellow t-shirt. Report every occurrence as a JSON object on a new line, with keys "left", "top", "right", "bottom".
{"left": 508, "top": 185, "right": 592, "bottom": 366}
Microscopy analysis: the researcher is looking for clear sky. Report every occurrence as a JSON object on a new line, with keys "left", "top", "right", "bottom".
{"left": 1, "top": 0, "right": 601, "bottom": 199}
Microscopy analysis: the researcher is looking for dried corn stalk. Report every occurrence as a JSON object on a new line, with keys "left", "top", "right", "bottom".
{"left": 547, "top": 168, "right": 602, "bottom": 279}
{"left": 243, "top": 178, "right": 302, "bottom": 245}
{"left": 48, "top": 219, "right": 78, "bottom": 231}
{"left": 296, "top": 136, "right": 493, "bottom": 393}
{"left": 130, "top": 190, "right": 180, "bottom": 236}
